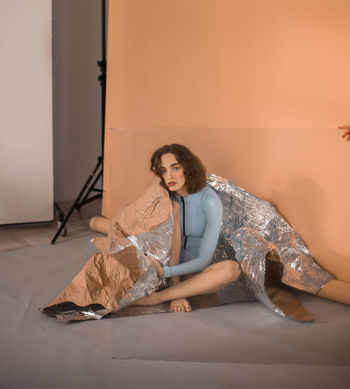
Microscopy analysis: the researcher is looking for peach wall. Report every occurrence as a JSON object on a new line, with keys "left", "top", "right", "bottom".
{"left": 105, "top": 0, "right": 350, "bottom": 129}
{"left": 103, "top": 0, "right": 350, "bottom": 282}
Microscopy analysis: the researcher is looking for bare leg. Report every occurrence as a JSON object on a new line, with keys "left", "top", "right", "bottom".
{"left": 134, "top": 260, "right": 240, "bottom": 306}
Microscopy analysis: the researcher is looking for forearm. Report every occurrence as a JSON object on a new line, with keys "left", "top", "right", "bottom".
{"left": 164, "top": 256, "right": 211, "bottom": 278}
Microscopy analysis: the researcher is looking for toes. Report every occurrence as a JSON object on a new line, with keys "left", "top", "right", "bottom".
{"left": 170, "top": 300, "right": 192, "bottom": 312}
{"left": 181, "top": 302, "right": 191, "bottom": 312}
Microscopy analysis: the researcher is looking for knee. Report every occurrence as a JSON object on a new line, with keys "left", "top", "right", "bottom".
{"left": 220, "top": 260, "right": 241, "bottom": 284}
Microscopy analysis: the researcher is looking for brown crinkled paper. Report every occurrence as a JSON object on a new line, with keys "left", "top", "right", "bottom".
{"left": 43, "top": 176, "right": 173, "bottom": 322}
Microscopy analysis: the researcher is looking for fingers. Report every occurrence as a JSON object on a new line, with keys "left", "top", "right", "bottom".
{"left": 170, "top": 299, "right": 192, "bottom": 312}
{"left": 342, "top": 132, "right": 350, "bottom": 141}
{"left": 144, "top": 252, "right": 156, "bottom": 266}
{"left": 144, "top": 253, "right": 165, "bottom": 278}
{"left": 148, "top": 256, "right": 158, "bottom": 266}
{"left": 337, "top": 125, "right": 350, "bottom": 141}
{"left": 341, "top": 131, "right": 350, "bottom": 141}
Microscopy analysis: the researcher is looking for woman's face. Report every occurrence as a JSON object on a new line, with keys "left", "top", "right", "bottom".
{"left": 160, "top": 153, "right": 188, "bottom": 196}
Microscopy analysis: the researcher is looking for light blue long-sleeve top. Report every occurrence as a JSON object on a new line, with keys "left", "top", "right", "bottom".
{"left": 162, "top": 186, "right": 223, "bottom": 278}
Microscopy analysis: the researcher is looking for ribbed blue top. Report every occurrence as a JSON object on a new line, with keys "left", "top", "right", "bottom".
{"left": 163, "top": 186, "right": 223, "bottom": 278}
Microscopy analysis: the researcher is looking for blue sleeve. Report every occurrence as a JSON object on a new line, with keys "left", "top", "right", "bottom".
{"left": 163, "top": 193, "right": 222, "bottom": 278}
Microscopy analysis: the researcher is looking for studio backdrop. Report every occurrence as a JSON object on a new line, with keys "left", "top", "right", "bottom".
{"left": 0, "top": 0, "right": 53, "bottom": 224}
{"left": 101, "top": 0, "right": 350, "bottom": 288}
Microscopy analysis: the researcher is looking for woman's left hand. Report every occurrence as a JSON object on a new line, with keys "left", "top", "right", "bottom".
{"left": 145, "top": 253, "right": 165, "bottom": 278}
{"left": 338, "top": 123, "right": 350, "bottom": 141}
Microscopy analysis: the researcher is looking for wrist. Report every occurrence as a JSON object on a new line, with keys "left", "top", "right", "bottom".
{"left": 163, "top": 265, "right": 170, "bottom": 278}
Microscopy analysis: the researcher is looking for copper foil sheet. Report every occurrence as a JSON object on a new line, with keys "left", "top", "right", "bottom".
{"left": 42, "top": 219, "right": 174, "bottom": 322}
{"left": 43, "top": 178, "right": 174, "bottom": 322}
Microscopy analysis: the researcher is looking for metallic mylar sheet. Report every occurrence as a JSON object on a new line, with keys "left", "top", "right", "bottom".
{"left": 117, "top": 215, "right": 173, "bottom": 308}
{"left": 208, "top": 174, "right": 332, "bottom": 318}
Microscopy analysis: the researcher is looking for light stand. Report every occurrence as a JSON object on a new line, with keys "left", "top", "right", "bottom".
{"left": 51, "top": 0, "right": 107, "bottom": 244}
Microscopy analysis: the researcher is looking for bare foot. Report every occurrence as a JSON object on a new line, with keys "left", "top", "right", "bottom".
{"left": 133, "top": 293, "right": 161, "bottom": 306}
{"left": 170, "top": 298, "right": 192, "bottom": 312}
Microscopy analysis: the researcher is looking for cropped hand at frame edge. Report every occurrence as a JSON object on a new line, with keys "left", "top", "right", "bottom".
{"left": 145, "top": 253, "right": 165, "bottom": 278}
{"left": 338, "top": 123, "right": 350, "bottom": 141}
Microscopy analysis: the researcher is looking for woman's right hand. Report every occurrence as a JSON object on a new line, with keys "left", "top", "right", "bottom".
{"left": 170, "top": 298, "right": 192, "bottom": 312}
{"left": 145, "top": 253, "right": 165, "bottom": 278}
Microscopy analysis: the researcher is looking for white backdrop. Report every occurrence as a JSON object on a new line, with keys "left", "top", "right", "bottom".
{"left": 0, "top": 0, "right": 53, "bottom": 224}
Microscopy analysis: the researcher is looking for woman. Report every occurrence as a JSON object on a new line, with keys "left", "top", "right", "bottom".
{"left": 134, "top": 144, "right": 241, "bottom": 312}
{"left": 43, "top": 144, "right": 240, "bottom": 321}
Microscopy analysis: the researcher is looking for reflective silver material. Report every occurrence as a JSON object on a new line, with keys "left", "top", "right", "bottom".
{"left": 208, "top": 174, "right": 332, "bottom": 317}
{"left": 118, "top": 215, "right": 173, "bottom": 308}
{"left": 54, "top": 307, "right": 110, "bottom": 323}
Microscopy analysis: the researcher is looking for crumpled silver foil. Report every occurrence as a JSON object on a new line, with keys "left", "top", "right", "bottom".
{"left": 117, "top": 215, "right": 173, "bottom": 308}
{"left": 208, "top": 174, "right": 332, "bottom": 318}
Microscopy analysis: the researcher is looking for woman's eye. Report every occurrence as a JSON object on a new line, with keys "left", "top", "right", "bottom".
{"left": 160, "top": 169, "right": 166, "bottom": 175}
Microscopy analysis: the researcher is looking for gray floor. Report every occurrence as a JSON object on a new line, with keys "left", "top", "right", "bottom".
{"left": 0, "top": 199, "right": 101, "bottom": 251}
{"left": 0, "top": 234, "right": 350, "bottom": 389}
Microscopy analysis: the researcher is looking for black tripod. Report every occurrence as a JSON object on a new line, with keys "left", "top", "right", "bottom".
{"left": 51, "top": 0, "right": 107, "bottom": 244}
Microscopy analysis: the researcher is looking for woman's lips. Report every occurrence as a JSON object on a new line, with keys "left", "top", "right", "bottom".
{"left": 167, "top": 182, "right": 176, "bottom": 187}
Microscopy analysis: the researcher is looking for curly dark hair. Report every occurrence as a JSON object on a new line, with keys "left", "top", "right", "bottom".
{"left": 150, "top": 144, "right": 207, "bottom": 194}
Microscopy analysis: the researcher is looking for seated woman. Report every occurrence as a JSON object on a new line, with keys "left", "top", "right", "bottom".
{"left": 134, "top": 144, "right": 241, "bottom": 311}
{"left": 43, "top": 144, "right": 241, "bottom": 321}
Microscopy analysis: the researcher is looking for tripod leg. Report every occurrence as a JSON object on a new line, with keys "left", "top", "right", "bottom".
{"left": 51, "top": 157, "right": 103, "bottom": 244}
{"left": 54, "top": 202, "right": 67, "bottom": 237}
{"left": 76, "top": 168, "right": 103, "bottom": 209}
